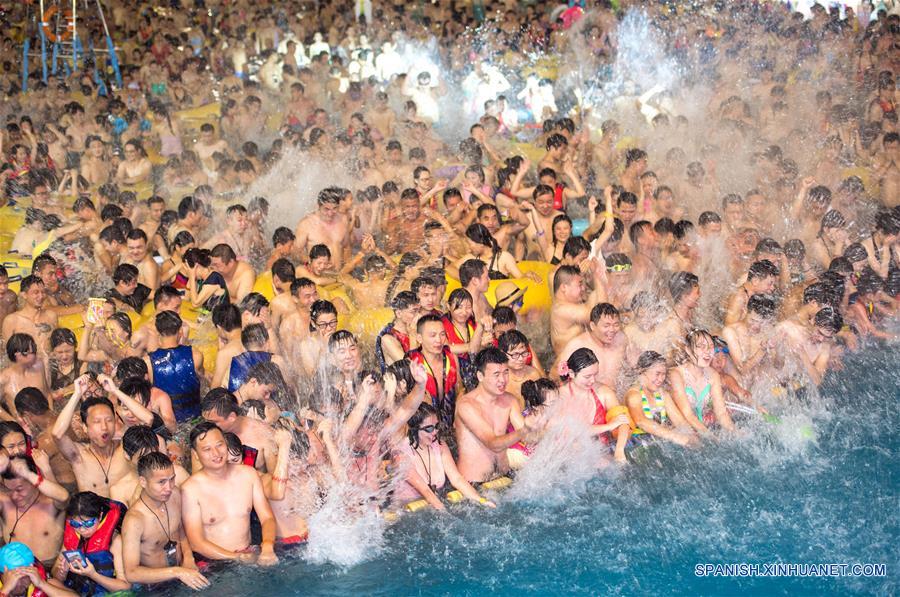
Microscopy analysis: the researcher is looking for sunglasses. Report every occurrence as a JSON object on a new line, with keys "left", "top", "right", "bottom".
{"left": 69, "top": 517, "right": 98, "bottom": 529}
{"left": 417, "top": 424, "right": 438, "bottom": 433}
{"left": 714, "top": 346, "right": 730, "bottom": 355}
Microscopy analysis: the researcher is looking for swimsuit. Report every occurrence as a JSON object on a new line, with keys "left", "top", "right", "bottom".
{"left": 632, "top": 387, "right": 668, "bottom": 435}
{"left": 487, "top": 251, "right": 508, "bottom": 280}
{"left": 681, "top": 366, "right": 714, "bottom": 425}
{"left": 227, "top": 350, "right": 272, "bottom": 392}
{"left": 150, "top": 345, "right": 201, "bottom": 423}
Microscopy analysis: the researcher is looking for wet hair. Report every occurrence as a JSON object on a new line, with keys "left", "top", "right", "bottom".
{"left": 327, "top": 330, "right": 358, "bottom": 352}
{"left": 814, "top": 307, "right": 843, "bottom": 334}
{"left": 680, "top": 328, "right": 715, "bottom": 364}
{"left": 784, "top": 239, "right": 806, "bottom": 260}
{"left": 521, "top": 378, "right": 557, "bottom": 410}
{"left": 874, "top": 210, "right": 900, "bottom": 236}
{"left": 309, "top": 244, "right": 331, "bottom": 262}
{"left": 807, "top": 185, "right": 832, "bottom": 206}
{"left": 0, "top": 421, "right": 26, "bottom": 446}
{"left": 746, "top": 294, "right": 777, "bottom": 318}
{"left": 50, "top": 328, "right": 76, "bottom": 350}
{"left": 272, "top": 227, "right": 295, "bottom": 247}
{"left": 120, "top": 377, "right": 152, "bottom": 407}
{"left": 137, "top": 451, "right": 173, "bottom": 478}
{"left": 590, "top": 302, "right": 620, "bottom": 323}
{"left": 624, "top": 148, "right": 647, "bottom": 168}
{"left": 654, "top": 217, "right": 676, "bottom": 237}
{"left": 171, "top": 230, "right": 195, "bottom": 250}
{"left": 668, "top": 271, "right": 700, "bottom": 303}
{"left": 802, "top": 282, "right": 828, "bottom": 306}
{"left": 698, "top": 211, "right": 722, "bottom": 226}
{"left": 201, "top": 388, "right": 240, "bottom": 418}
{"left": 629, "top": 221, "right": 653, "bottom": 248}
{"left": 1, "top": 455, "right": 38, "bottom": 481}
{"left": 465, "top": 223, "right": 499, "bottom": 254}
{"left": 636, "top": 350, "right": 667, "bottom": 373}
{"left": 617, "top": 191, "right": 638, "bottom": 207}
{"left": 153, "top": 285, "right": 181, "bottom": 308}
{"left": 755, "top": 238, "right": 782, "bottom": 256}
{"left": 843, "top": 243, "right": 868, "bottom": 263}
{"left": 154, "top": 310, "right": 182, "bottom": 337}
{"left": 475, "top": 347, "right": 509, "bottom": 374}
{"left": 66, "top": 491, "right": 110, "bottom": 520}
{"left": 241, "top": 323, "right": 269, "bottom": 348}
{"left": 210, "top": 243, "right": 237, "bottom": 263}
{"left": 411, "top": 275, "right": 439, "bottom": 297}
{"left": 553, "top": 265, "right": 581, "bottom": 294}
{"left": 406, "top": 402, "right": 439, "bottom": 448}
{"left": 239, "top": 293, "right": 269, "bottom": 317}
{"left": 491, "top": 306, "right": 517, "bottom": 327}
{"left": 6, "top": 333, "right": 37, "bottom": 362}
{"left": 748, "top": 259, "right": 780, "bottom": 280}
{"left": 565, "top": 347, "right": 598, "bottom": 377}
{"left": 115, "top": 357, "right": 148, "bottom": 382}
{"left": 122, "top": 425, "right": 159, "bottom": 458}
{"left": 546, "top": 133, "right": 568, "bottom": 150}
{"left": 497, "top": 330, "right": 529, "bottom": 353}
{"left": 112, "top": 263, "right": 139, "bottom": 285}
{"left": 79, "top": 395, "right": 115, "bottom": 424}
{"left": 211, "top": 304, "right": 241, "bottom": 332}
{"left": 459, "top": 259, "right": 487, "bottom": 288}
{"left": 563, "top": 236, "right": 591, "bottom": 259}
{"left": 14, "top": 387, "right": 50, "bottom": 416}
{"left": 447, "top": 288, "right": 473, "bottom": 310}
{"left": 310, "top": 300, "right": 337, "bottom": 331}
{"left": 189, "top": 421, "right": 221, "bottom": 449}
{"left": 828, "top": 257, "right": 853, "bottom": 276}
{"left": 819, "top": 209, "right": 847, "bottom": 234}
{"left": 855, "top": 272, "right": 884, "bottom": 296}
{"left": 415, "top": 313, "right": 444, "bottom": 334}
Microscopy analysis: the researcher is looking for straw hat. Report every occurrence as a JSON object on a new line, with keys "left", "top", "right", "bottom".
{"left": 494, "top": 281, "right": 526, "bottom": 307}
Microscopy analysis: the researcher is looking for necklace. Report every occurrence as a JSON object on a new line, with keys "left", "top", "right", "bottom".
{"left": 10, "top": 493, "right": 41, "bottom": 539}
{"left": 414, "top": 445, "right": 435, "bottom": 490}
{"left": 89, "top": 446, "right": 114, "bottom": 486}
{"left": 140, "top": 495, "right": 171, "bottom": 543}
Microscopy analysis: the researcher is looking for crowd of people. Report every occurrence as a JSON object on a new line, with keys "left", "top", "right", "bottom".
{"left": 0, "top": 0, "right": 897, "bottom": 594}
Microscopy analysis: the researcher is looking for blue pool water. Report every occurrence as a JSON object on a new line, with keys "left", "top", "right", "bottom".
{"left": 167, "top": 347, "right": 898, "bottom": 596}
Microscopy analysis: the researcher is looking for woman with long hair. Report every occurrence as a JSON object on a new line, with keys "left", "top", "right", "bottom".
{"left": 624, "top": 351, "right": 697, "bottom": 446}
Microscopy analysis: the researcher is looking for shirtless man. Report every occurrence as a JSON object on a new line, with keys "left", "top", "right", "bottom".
{"left": 123, "top": 229, "right": 160, "bottom": 291}
{"left": 267, "top": 260, "right": 296, "bottom": 333}
{"left": 181, "top": 422, "right": 278, "bottom": 566}
{"left": 1, "top": 335, "right": 49, "bottom": 417}
{"left": 459, "top": 259, "right": 493, "bottom": 323}
{"left": 721, "top": 294, "right": 777, "bottom": 377}
{"left": 51, "top": 376, "right": 130, "bottom": 496}
{"left": 294, "top": 188, "right": 351, "bottom": 269}
{"left": 619, "top": 148, "right": 648, "bottom": 196}
{"left": 0, "top": 267, "right": 17, "bottom": 330}
{"left": 521, "top": 185, "right": 565, "bottom": 256}
{"left": 549, "top": 263, "right": 606, "bottom": 355}
{"left": 204, "top": 205, "right": 254, "bottom": 261}
{"left": 194, "top": 124, "right": 231, "bottom": 174}
{"left": 723, "top": 260, "right": 779, "bottom": 326}
{"left": 2, "top": 276, "right": 58, "bottom": 354}
{"left": 278, "top": 278, "right": 319, "bottom": 345}
{"left": 121, "top": 451, "right": 209, "bottom": 591}
{"left": 139, "top": 196, "right": 167, "bottom": 242}
{"left": 776, "top": 308, "right": 842, "bottom": 386}
{"left": 554, "top": 303, "right": 629, "bottom": 388}
{"left": 367, "top": 92, "right": 397, "bottom": 140}
{"left": 496, "top": 331, "right": 539, "bottom": 408}
{"left": 209, "top": 244, "right": 256, "bottom": 302}
{"left": 454, "top": 348, "right": 531, "bottom": 483}
{"left": 628, "top": 221, "right": 660, "bottom": 286}
{"left": 0, "top": 453, "right": 69, "bottom": 567}
{"left": 28, "top": 257, "right": 79, "bottom": 320}
{"left": 201, "top": 389, "right": 277, "bottom": 473}
{"left": 132, "top": 286, "right": 184, "bottom": 355}
{"left": 13, "top": 388, "right": 77, "bottom": 492}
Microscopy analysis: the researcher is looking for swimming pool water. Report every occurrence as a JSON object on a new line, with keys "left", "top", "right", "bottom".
{"left": 166, "top": 347, "right": 898, "bottom": 596}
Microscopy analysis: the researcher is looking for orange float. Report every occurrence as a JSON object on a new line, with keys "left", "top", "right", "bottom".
{"left": 41, "top": 6, "right": 75, "bottom": 43}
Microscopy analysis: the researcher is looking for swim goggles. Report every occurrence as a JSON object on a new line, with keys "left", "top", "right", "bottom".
{"left": 69, "top": 517, "right": 98, "bottom": 529}
{"left": 607, "top": 264, "right": 632, "bottom": 272}
{"left": 416, "top": 425, "right": 439, "bottom": 433}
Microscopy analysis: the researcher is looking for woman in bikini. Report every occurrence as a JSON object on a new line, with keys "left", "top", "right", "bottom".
{"left": 544, "top": 214, "right": 573, "bottom": 265}
{"left": 668, "top": 329, "right": 735, "bottom": 435}
{"left": 453, "top": 223, "right": 541, "bottom": 282}
{"left": 80, "top": 136, "right": 112, "bottom": 189}
{"left": 624, "top": 351, "right": 696, "bottom": 447}
{"left": 558, "top": 347, "right": 631, "bottom": 463}
{"left": 115, "top": 140, "right": 152, "bottom": 189}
